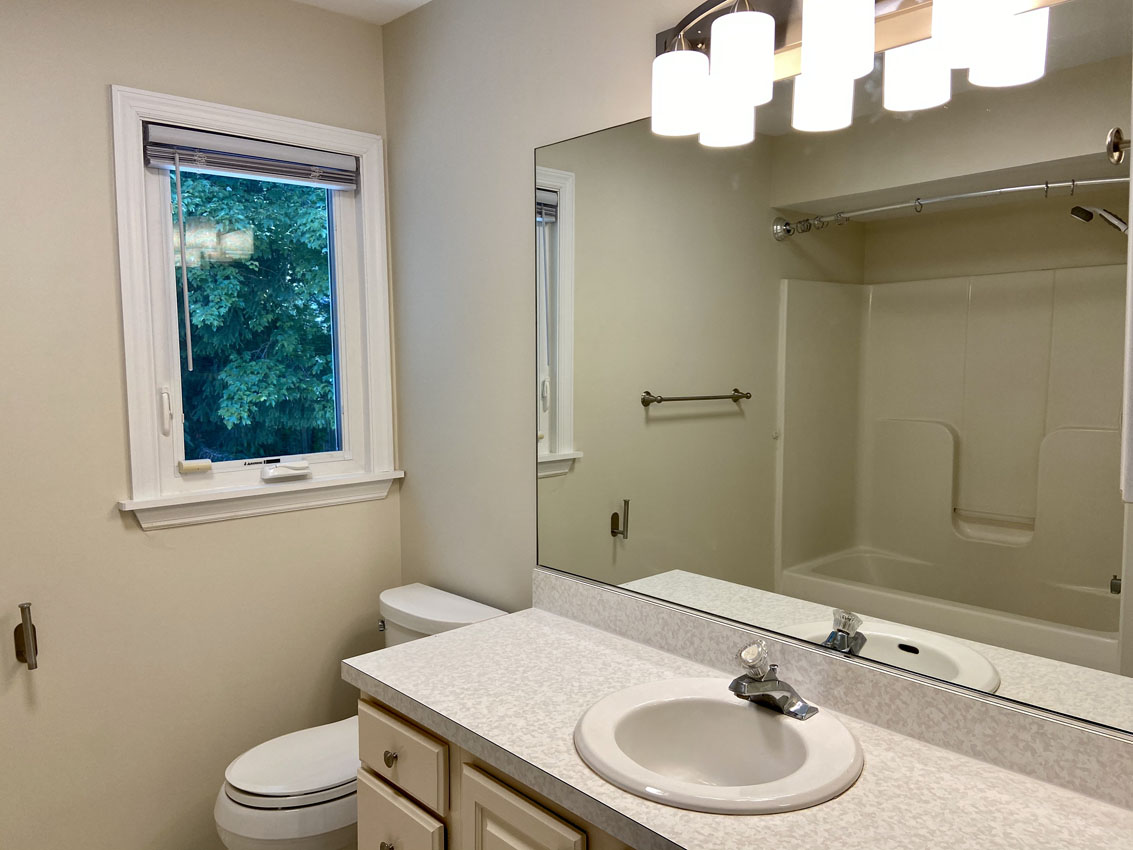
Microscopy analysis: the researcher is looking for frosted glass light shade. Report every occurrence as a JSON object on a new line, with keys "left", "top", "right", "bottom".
{"left": 791, "top": 74, "right": 854, "bottom": 133}
{"left": 652, "top": 49, "right": 710, "bottom": 136}
{"left": 969, "top": 7, "right": 1050, "bottom": 88}
{"left": 710, "top": 10, "right": 775, "bottom": 107}
{"left": 700, "top": 74, "right": 756, "bottom": 148}
{"left": 884, "top": 38, "right": 952, "bottom": 112}
{"left": 932, "top": 0, "right": 980, "bottom": 69}
{"left": 802, "top": 0, "right": 876, "bottom": 80}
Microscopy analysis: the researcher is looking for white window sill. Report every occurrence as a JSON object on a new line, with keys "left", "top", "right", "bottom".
{"left": 119, "top": 470, "right": 404, "bottom": 530}
{"left": 537, "top": 451, "right": 582, "bottom": 479}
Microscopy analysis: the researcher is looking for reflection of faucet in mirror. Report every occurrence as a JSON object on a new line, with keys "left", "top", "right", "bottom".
{"left": 822, "top": 609, "right": 867, "bottom": 657}
{"left": 729, "top": 640, "right": 818, "bottom": 720}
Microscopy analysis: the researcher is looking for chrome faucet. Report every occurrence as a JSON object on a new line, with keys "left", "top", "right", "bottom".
{"left": 821, "top": 609, "right": 867, "bottom": 656}
{"left": 728, "top": 640, "right": 818, "bottom": 720}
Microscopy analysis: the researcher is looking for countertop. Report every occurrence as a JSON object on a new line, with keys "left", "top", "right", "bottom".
{"left": 624, "top": 569, "right": 1133, "bottom": 732}
{"left": 342, "top": 608, "right": 1133, "bottom": 850}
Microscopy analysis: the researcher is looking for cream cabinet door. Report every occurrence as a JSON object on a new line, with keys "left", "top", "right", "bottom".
{"left": 459, "top": 765, "right": 586, "bottom": 850}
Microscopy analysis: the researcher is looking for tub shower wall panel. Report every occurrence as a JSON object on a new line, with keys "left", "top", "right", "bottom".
{"left": 778, "top": 280, "right": 866, "bottom": 573}
{"left": 779, "top": 265, "right": 1125, "bottom": 664}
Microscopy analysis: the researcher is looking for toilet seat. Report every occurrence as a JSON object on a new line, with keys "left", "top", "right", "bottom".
{"left": 226, "top": 716, "right": 360, "bottom": 799}
{"left": 224, "top": 777, "right": 357, "bottom": 809}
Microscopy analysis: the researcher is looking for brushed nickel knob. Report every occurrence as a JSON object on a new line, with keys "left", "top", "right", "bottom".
{"left": 383, "top": 750, "right": 399, "bottom": 768}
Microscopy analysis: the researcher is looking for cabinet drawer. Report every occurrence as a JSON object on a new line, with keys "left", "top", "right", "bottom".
{"left": 358, "top": 768, "right": 444, "bottom": 850}
{"left": 359, "top": 700, "right": 448, "bottom": 814}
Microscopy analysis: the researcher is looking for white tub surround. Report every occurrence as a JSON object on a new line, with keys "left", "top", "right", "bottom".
{"left": 343, "top": 607, "right": 1133, "bottom": 850}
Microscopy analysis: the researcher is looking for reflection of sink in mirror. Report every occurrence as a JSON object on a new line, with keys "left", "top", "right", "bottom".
{"left": 574, "top": 678, "right": 863, "bottom": 814}
{"left": 787, "top": 620, "right": 1001, "bottom": 693}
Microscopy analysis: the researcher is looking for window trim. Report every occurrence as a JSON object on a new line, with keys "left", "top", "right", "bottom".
{"left": 111, "top": 86, "right": 400, "bottom": 529}
{"left": 535, "top": 166, "right": 580, "bottom": 479}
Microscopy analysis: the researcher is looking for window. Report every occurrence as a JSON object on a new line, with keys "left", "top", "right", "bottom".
{"left": 112, "top": 87, "right": 399, "bottom": 529}
{"left": 535, "top": 167, "right": 580, "bottom": 478}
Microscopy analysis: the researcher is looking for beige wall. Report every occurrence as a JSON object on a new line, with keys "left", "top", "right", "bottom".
{"left": 0, "top": 2, "right": 398, "bottom": 849}
{"left": 534, "top": 121, "right": 861, "bottom": 589}
{"left": 383, "top": 0, "right": 706, "bottom": 611}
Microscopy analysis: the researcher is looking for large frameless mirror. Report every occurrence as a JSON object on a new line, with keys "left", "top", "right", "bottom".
{"left": 536, "top": 0, "right": 1133, "bottom": 733}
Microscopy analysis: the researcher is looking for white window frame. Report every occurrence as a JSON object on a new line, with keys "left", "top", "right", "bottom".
{"left": 111, "top": 86, "right": 401, "bottom": 529}
{"left": 535, "top": 166, "right": 581, "bottom": 478}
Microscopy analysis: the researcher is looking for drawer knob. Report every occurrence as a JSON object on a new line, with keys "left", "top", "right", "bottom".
{"left": 380, "top": 843, "right": 395, "bottom": 850}
{"left": 383, "top": 750, "right": 399, "bottom": 768}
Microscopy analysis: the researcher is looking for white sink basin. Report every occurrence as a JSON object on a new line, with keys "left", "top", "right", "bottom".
{"left": 574, "top": 678, "right": 863, "bottom": 814}
{"left": 787, "top": 621, "right": 1000, "bottom": 693}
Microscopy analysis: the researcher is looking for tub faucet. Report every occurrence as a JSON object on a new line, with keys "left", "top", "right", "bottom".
{"left": 729, "top": 640, "right": 818, "bottom": 720}
{"left": 822, "top": 609, "right": 867, "bottom": 656}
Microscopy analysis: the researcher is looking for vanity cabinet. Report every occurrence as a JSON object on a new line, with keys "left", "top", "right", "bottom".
{"left": 357, "top": 698, "right": 629, "bottom": 850}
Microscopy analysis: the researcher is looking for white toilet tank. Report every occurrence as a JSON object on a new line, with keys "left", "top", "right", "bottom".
{"left": 380, "top": 583, "right": 505, "bottom": 647}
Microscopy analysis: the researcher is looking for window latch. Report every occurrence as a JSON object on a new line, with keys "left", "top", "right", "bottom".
{"left": 160, "top": 388, "right": 173, "bottom": 436}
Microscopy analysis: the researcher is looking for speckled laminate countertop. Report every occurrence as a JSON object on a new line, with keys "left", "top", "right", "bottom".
{"left": 342, "top": 608, "right": 1133, "bottom": 850}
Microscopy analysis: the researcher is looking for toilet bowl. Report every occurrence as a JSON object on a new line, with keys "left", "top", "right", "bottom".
{"left": 215, "top": 584, "right": 505, "bottom": 850}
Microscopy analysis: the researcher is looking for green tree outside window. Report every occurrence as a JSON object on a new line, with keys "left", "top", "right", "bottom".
{"left": 171, "top": 172, "right": 340, "bottom": 462}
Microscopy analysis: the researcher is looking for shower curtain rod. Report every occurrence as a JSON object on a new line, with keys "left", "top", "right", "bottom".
{"left": 771, "top": 176, "right": 1130, "bottom": 241}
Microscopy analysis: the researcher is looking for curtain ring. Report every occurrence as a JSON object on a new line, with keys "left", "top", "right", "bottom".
{"left": 835, "top": 212, "right": 847, "bottom": 226}
{"left": 1070, "top": 179, "right": 1076, "bottom": 196}
{"left": 815, "top": 218, "right": 828, "bottom": 230}
{"left": 1044, "top": 181, "right": 1049, "bottom": 199}
{"left": 914, "top": 198, "right": 924, "bottom": 213}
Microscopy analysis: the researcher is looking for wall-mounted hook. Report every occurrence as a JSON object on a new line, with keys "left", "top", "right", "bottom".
{"left": 14, "top": 602, "right": 37, "bottom": 670}
{"left": 610, "top": 499, "right": 630, "bottom": 539}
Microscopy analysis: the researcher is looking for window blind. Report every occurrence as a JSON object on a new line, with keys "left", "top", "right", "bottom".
{"left": 536, "top": 188, "right": 558, "bottom": 222}
{"left": 144, "top": 123, "right": 358, "bottom": 190}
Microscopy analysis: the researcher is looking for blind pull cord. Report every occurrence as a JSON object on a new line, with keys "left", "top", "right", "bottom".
{"left": 173, "top": 152, "right": 194, "bottom": 372}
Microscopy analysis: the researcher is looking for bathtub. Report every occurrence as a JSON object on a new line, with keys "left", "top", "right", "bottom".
{"left": 780, "top": 548, "right": 1120, "bottom": 672}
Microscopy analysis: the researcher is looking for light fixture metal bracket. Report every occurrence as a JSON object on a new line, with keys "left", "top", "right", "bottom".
{"left": 656, "top": 0, "right": 793, "bottom": 57}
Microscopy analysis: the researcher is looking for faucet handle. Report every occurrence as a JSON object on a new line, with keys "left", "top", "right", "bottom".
{"left": 738, "top": 640, "right": 772, "bottom": 678}
{"left": 832, "top": 609, "right": 862, "bottom": 635}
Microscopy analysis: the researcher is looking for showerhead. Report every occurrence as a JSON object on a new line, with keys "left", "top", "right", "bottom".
{"left": 1070, "top": 205, "right": 1129, "bottom": 234}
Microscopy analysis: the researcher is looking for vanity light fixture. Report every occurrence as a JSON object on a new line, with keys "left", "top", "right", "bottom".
{"left": 700, "top": 74, "right": 757, "bottom": 147}
{"left": 884, "top": 37, "right": 951, "bottom": 112}
{"left": 968, "top": 5, "right": 1050, "bottom": 88}
{"left": 932, "top": 0, "right": 981, "bottom": 69}
{"left": 791, "top": 73, "right": 854, "bottom": 133}
{"left": 801, "top": 0, "right": 875, "bottom": 80}
{"left": 651, "top": 33, "right": 710, "bottom": 137}
{"left": 791, "top": 0, "right": 872, "bottom": 133}
{"left": 709, "top": 1, "right": 775, "bottom": 107}
{"left": 653, "top": 0, "right": 1052, "bottom": 145}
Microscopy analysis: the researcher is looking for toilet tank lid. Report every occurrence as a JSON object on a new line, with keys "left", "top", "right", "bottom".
{"left": 380, "top": 583, "right": 506, "bottom": 634}
{"left": 225, "top": 716, "right": 359, "bottom": 797}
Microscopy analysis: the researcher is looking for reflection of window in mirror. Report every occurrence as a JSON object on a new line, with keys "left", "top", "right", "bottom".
{"left": 535, "top": 166, "right": 581, "bottom": 478}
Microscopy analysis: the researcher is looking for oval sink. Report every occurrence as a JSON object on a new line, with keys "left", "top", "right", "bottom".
{"left": 787, "top": 621, "right": 1000, "bottom": 693}
{"left": 574, "top": 678, "right": 863, "bottom": 814}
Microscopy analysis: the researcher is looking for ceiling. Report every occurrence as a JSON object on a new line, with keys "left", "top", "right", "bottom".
{"left": 288, "top": 0, "right": 431, "bottom": 26}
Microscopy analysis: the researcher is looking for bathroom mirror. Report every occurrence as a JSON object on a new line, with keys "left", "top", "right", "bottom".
{"left": 536, "top": 0, "right": 1133, "bottom": 733}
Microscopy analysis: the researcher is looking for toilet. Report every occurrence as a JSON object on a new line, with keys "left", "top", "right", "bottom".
{"left": 214, "top": 584, "right": 505, "bottom": 850}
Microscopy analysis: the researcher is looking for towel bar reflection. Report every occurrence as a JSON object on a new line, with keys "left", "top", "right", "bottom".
{"left": 641, "top": 388, "right": 751, "bottom": 408}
